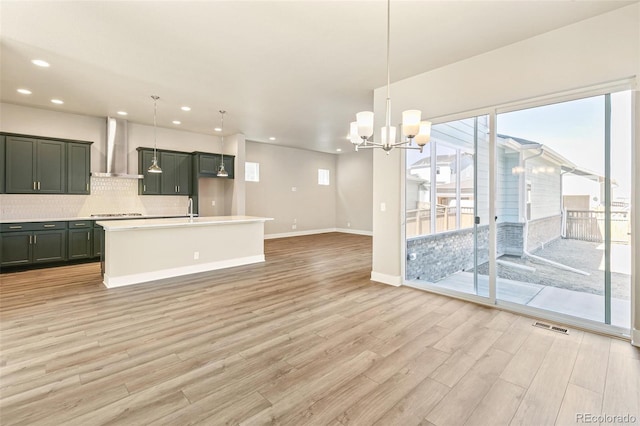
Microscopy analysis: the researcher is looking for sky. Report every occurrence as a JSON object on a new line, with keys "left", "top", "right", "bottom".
{"left": 497, "top": 91, "right": 632, "bottom": 199}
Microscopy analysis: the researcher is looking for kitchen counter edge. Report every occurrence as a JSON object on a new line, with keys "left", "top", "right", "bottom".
{"left": 97, "top": 216, "right": 273, "bottom": 231}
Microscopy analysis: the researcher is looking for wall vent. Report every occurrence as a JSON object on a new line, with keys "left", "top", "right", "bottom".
{"left": 532, "top": 321, "right": 569, "bottom": 335}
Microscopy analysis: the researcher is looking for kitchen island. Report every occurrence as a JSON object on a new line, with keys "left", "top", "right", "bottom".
{"left": 97, "top": 216, "right": 272, "bottom": 288}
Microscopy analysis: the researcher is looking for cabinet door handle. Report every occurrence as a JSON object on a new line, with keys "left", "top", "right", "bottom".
{"left": 143, "top": 184, "right": 146, "bottom": 192}
{"left": 87, "top": 233, "right": 91, "bottom": 241}
{"left": 86, "top": 183, "right": 89, "bottom": 191}
{"left": 177, "top": 185, "right": 180, "bottom": 193}
{"left": 29, "top": 235, "right": 32, "bottom": 244}
{"left": 9, "top": 226, "right": 22, "bottom": 229}
{"left": 33, "top": 181, "right": 36, "bottom": 190}
{"left": 37, "top": 182, "right": 41, "bottom": 190}
{"left": 74, "top": 223, "right": 85, "bottom": 226}
{"left": 43, "top": 224, "right": 56, "bottom": 228}
{"left": 34, "top": 235, "right": 37, "bottom": 244}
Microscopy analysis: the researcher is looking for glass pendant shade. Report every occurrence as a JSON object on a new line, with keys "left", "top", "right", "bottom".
{"left": 356, "top": 111, "right": 374, "bottom": 138}
{"left": 381, "top": 125, "right": 396, "bottom": 145}
{"left": 415, "top": 121, "right": 432, "bottom": 146}
{"left": 349, "top": 122, "right": 361, "bottom": 145}
{"left": 148, "top": 157, "right": 162, "bottom": 173}
{"left": 402, "top": 110, "right": 421, "bottom": 137}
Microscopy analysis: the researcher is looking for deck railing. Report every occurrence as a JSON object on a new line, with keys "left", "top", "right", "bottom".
{"left": 564, "top": 210, "right": 630, "bottom": 243}
{"left": 406, "top": 206, "right": 475, "bottom": 238}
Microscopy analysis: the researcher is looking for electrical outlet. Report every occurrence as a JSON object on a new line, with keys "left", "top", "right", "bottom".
{"left": 194, "top": 251, "right": 199, "bottom": 260}
{"left": 292, "top": 187, "right": 297, "bottom": 192}
{"left": 211, "top": 200, "right": 216, "bottom": 206}
{"left": 293, "top": 218, "right": 297, "bottom": 224}
{"left": 347, "top": 222, "right": 351, "bottom": 228}
{"left": 380, "top": 202, "right": 386, "bottom": 212}
{"left": 292, "top": 224, "right": 297, "bottom": 230}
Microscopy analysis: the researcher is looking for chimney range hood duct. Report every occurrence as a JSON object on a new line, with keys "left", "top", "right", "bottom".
{"left": 92, "top": 117, "right": 144, "bottom": 179}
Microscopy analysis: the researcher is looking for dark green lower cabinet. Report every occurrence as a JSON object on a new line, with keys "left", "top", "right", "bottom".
{"left": 68, "top": 229, "right": 92, "bottom": 259}
{"left": 93, "top": 226, "right": 103, "bottom": 258}
{"left": 32, "top": 230, "right": 67, "bottom": 263}
{"left": 1, "top": 230, "right": 67, "bottom": 266}
{"left": 1, "top": 232, "right": 32, "bottom": 266}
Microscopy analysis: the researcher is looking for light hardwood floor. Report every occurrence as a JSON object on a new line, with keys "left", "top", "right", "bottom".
{"left": 1, "top": 232, "right": 638, "bottom": 425}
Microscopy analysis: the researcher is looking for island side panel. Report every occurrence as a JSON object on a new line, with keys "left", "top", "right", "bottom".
{"left": 103, "top": 221, "right": 265, "bottom": 287}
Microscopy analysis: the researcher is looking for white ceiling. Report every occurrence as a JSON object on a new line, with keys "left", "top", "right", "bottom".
{"left": 0, "top": 1, "right": 633, "bottom": 154}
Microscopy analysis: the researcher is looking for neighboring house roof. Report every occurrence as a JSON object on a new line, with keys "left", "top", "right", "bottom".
{"left": 498, "top": 134, "right": 604, "bottom": 183}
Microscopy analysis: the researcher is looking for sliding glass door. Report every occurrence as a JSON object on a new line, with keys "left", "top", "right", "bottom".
{"left": 404, "top": 89, "right": 632, "bottom": 332}
{"left": 405, "top": 115, "right": 489, "bottom": 298}
{"left": 496, "top": 92, "right": 632, "bottom": 328}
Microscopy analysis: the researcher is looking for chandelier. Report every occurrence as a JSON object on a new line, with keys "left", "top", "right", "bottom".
{"left": 217, "top": 110, "right": 229, "bottom": 177}
{"left": 349, "top": 0, "right": 431, "bottom": 154}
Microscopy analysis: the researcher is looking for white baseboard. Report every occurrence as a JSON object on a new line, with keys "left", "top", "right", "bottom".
{"left": 335, "top": 228, "right": 373, "bottom": 236}
{"left": 265, "top": 228, "right": 373, "bottom": 239}
{"left": 264, "top": 228, "right": 337, "bottom": 239}
{"left": 104, "top": 255, "right": 265, "bottom": 288}
{"left": 632, "top": 327, "right": 640, "bottom": 347}
{"left": 370, "top": 271, "right": 402, "bottom": 287}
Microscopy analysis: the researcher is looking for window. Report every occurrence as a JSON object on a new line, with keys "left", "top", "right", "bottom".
{"left": 318, "top": 169, "right": 330, "bottom": 186}
{"left": 245, "top": 162, "right": 260, "bottom": 182}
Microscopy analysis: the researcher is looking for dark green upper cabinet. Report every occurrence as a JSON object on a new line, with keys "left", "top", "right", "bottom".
{"left": 67, "top": 142, "right": 91, "bottom": 194}
{"left": 139, "top": 149, "right": 162, "bottom": 195}
{"left": 3, "top": 134, "right": 92, "bottom": 195}
{"left": 36, "top": 140, "right": 66, "bottom": 193}
{"left": 195, "top": 152, "right": 234, "bottom": 179}
{"left": 160, "top": 152, "right": 191, "bottom": 195}
{"left": 5, "top": 136, "right": 37, "bottom": 193}
{"left": 0, "top": 136, "right": 5, "bottom": 193}
{"left": 139, "top": 149, "right": 191, "bottom": 195}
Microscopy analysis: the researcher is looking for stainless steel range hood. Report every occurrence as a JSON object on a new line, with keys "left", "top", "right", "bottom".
{"left": 92, "top": 117, "right": 144, "bottom": 179}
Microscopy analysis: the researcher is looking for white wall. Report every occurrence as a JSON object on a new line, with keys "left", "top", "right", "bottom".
{"left": 372, "top": 4, "right": 640, "bottom": 290}
{"left": 336, "top": 149, "right": 373, "bottom": 234}
{"left": 245, "top": 141, "right": 337, "bottom": 236}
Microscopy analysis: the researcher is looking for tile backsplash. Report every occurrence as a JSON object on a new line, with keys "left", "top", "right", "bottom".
{"left": 0, "top": 177, "right": 188, "bottom": 220}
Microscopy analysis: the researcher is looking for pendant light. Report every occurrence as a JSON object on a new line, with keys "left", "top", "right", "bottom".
{"left": 217, "top": 110, "right": 229, "bottom": 177}
{"left": 148, "top": 95, "right": 162, "bottom": 173}
{"left": 349, "top": 0, "right": 431, "bottom": 154}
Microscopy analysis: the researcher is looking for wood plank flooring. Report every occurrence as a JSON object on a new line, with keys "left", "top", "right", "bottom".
{"left": 1, "top": 232, "right": 639, "bottom": 425}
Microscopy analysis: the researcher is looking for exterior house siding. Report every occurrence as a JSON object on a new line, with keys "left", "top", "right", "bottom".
{"left": 528, "top": 157, "right": 561, "bottom": 220}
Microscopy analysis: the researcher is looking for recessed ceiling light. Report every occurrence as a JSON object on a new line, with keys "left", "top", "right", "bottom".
{"left": 17, "top": 88, "right": 32, "bottom": 95}
{"left": 181, "top": 106, "right": 191, "bottom": 111}
{"left": 117, "top": 111, "right": 128, "bottom": 116}
{"left": 51, "top": 99, "right": 64, "bottom": 105}
{"left": 214, "top": 127, "right": 222, "bottom": 132}
{"left": 32, "top": 59, "right": 50, "bottom": 67}
{"left": 172, "top": 120, "right": 181, "bottom": 125}
{"left": 336, "top": 148, "right": 342, "bottom": 152}
{"left": 269, "top": 137, "right": 276, "bottom": 141}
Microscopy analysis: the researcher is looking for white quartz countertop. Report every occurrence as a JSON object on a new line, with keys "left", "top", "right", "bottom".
{"left": 0, "top": 214, "right": 195, "bottom": 224}
{"left": 97, "top": 216, "right": 273, "bottom": 231}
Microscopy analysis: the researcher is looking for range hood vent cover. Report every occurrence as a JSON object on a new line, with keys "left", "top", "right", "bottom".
{"left": 92, "top": 117, "right": 144, "bottom": 179}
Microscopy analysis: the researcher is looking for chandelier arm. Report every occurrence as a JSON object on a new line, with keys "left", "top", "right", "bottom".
{"left": 367, "top": 140, "right": 384, "bottom": 146}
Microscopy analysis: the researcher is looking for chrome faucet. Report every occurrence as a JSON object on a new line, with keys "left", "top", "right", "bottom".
{"left": 187, "top": 198, "right": 194, "bottom": 221}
